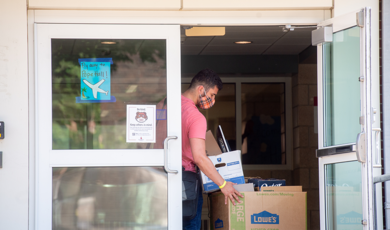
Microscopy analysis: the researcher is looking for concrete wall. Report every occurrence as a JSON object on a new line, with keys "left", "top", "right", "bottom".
{"left": 0, "top": 0, "right": 29, "bottom": 230}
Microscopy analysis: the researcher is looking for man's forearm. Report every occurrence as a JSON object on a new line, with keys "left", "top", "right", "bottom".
{"left": 195, "top": 155, "right": 225, "bottom": 187}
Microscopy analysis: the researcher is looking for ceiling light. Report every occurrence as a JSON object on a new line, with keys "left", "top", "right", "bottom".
{"left": 185, "top": 27, "right": 225, "bottom": 37}
{"left": 234, "top": 41, "right": 252, "bottom": 44}
{"left": 101, "top": 41, "right": 116, "bottom": 45}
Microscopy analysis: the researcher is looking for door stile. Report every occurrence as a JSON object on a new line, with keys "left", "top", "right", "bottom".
{"left": 360, "top": 7, "right": 374, "bottom": 230}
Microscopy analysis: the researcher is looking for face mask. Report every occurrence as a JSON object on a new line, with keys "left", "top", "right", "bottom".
{"left": 198, "top": 88, "right": 215, "bottom": 110}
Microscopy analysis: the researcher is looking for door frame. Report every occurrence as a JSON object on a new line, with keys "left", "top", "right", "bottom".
{"left": 26, "top": 8, "right": 379, "bottom": 230}
{"left": 34, "top": 23, "right": 182, "bottom": 230}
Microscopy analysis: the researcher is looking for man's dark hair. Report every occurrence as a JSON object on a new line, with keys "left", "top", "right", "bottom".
{"left": 189, "top": 69, "right": 223, "bottom": 92}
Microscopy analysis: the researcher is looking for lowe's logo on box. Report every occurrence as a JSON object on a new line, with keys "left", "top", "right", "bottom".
{"left": 251, "top": 211, "right": 279, "bottom": 224}
{"left": 215, "top": 218, "right": 223, "bottom": 228}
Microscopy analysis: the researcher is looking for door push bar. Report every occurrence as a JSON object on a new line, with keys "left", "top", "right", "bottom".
{"left": 164, "top": 136, "right": 178, "bottom": 174}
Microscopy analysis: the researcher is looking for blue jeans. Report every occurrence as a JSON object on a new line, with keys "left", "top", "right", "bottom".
{"left": 183, "top": 187, "right": 203, "bottom": 230}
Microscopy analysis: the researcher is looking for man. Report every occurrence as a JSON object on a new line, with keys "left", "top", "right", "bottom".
{"left": 182, "top": 69, "right": 243, "bottom": 230}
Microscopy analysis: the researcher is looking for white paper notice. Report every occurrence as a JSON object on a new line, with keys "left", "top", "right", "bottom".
{"left": 126, "top": 105, "right": 156, "bottom": 143}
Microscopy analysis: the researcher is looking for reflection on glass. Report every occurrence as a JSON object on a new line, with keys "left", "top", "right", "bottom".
{"left": 241, "top": 83, "right": 285, "bottom": 164}
{"left": 52, "top": 39, "right": 167, "bottom": 149}
{"left": 323, "top": 27, "right": 361, "bottom": 147}
{"left": 52, "top": 167, "right": 167, "bottom": 230}
{"left": 325, "top": 161, "right": 362, "bottom": 230}
{"left": 181, "top": 83, "right": 236, "bottom": 150}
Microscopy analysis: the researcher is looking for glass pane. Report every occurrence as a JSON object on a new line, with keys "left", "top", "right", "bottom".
{"left": 52, "top": 39, "right": 167, "bottom": 149}
{"left": 181, "top": 83, "right": 236, "bottom": 150}
{"left": 323, "top": 27, "right": 361, "bottom": 147}
{"left": 52, "top": 167, "right": 167, "bottom": 230}
{"left": 241, "top": 83, "right": 285, "bottom": 164}
{"left": 325, "top": 161, "right": 362, "bottom": 230}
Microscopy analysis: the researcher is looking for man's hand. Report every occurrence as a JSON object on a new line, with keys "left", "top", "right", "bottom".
{"left": 220, "top": 182, "right": 243, "bottom": 205}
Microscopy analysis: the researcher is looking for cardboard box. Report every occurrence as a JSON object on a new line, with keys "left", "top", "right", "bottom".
{"left": 247, "top": 177, "right": 286, "bottom": 190}
{"left": 200, "top": 150, "right": 245, "bottom": 193}
{"left": 205, "top": 130, "right": 223, "bottom": 156}
{"left": 210, "top": 188, "right": 307, "bottom": 230}
{"left": 202, "top": 131, "right": 245, "bottom": 193}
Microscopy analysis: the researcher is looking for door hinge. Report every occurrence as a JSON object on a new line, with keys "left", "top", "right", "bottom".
{"left": 359, "top": 76, "right": 364, "bottom": 82}
{"left": 361, "top": 219, "right": 368, "bottom": 225}
{"left": 357, "top": 10, "right": 365, "bottom": 28}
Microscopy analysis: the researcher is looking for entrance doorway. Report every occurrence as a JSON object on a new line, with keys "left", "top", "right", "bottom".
{"left": 180, "top": 25, "right": 318, "bottom": 229}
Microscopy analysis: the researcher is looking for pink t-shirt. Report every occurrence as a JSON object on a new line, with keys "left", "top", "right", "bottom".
{"left": 182, "top": 95, "right": 207, "bottom": 173}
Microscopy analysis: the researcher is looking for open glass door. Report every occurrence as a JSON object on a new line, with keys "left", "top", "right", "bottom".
{"left": 35, "top": 24, "right": 182, "bottom": 229}
{"left": 316, "top": 8, "right": 379, "bottom": 230}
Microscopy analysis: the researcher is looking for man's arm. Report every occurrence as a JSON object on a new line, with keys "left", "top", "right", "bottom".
{"left": 190, "top": 138, "right": 243, "bottom": 205}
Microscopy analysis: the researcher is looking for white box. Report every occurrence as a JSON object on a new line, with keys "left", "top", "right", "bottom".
{"left": 200, "top": 150, "right": 245, "bottom": 193}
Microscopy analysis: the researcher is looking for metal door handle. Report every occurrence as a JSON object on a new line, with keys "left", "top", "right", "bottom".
{"left": 373, "top": 128, "right": 381, "bottom": 168}
{"left": 356, "top": 132, "right": 366, "bottom": 163}
{"left": 164, "top": 136, "right": 178, "bottom": 174}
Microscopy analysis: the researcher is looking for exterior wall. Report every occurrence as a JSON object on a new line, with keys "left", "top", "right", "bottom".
{"left": 0, "top": 1, "right": 29, "bottom": 230}
{"left": 32, "top": 10, "right": 331, "bottom": 26}
{"left": 183, "top": 0, "right": 331, "bottom": 10}
{"left": 29, "top": 0, "right": 332, "bottom": 10}
{"left": 0, "top": 0, "right": 381, "bottom": 229}
{"left": 28, "top": 0, "right": 180, "bottom": 10}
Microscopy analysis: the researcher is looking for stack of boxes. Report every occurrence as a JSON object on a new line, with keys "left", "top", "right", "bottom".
{"left": 201, "top": 130, "right": 307, "bottom": 230}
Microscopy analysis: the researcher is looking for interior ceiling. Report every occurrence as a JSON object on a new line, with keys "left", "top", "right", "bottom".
{"left": 181, "top": 26, "right": 315, "bottom": 56}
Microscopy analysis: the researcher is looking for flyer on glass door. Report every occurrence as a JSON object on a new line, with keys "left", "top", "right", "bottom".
{"left": 126, "top": 105, "right": 156, "bottom": 143}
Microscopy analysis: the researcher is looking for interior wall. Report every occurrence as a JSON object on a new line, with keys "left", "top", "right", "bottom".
{"left": 0, "top": 0, "right": 29, "bottom": 229}
{"left": 292, "top": 62, "right": 319, "bottom": 230}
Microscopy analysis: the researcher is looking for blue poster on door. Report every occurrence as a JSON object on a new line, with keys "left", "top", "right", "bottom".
{"left": 76, "top": 58, "right": 116, "bottom": 103}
